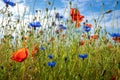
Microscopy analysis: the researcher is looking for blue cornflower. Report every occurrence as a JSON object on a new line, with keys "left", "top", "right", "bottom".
{"left": 3, "top": 0, "right": 15, "bottom": 7}
{"left": 40, "top": 46, "right": 45, "bottom": 51}
{"left": 110, "top": 33, "right": 120, "bottom": 37}
{"left": 29, "top": 21, "right": 41, "bottom": 27}
{"left": 84, "top": 26, "right": 91, "bottom": 32}
{"left": 48, "top": 54, "right": 53, "bottom": 59}
{"left": 78, "top": 54, "right": 88, "bottom": 60}
{"left": 59, "top": 24, "right": 66, "bottom": 30}
{"left": 48, "top": 61, "right": 56, "bottom": 67}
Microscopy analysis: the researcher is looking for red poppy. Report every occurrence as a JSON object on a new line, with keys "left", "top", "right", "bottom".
{"left": 77, "top": 15, "right": 84, "bottom": 22}
{"left": 11, "top": 48, "right": 28, "bottom": 62}
{"left": 70, "top": 8, "right": 84, "bottom": 22}
{"left": 70, "top": 8, "right": 84, "bottom": 28}
{"left": 70, "top": 8, "right": 80, "bottom": 16}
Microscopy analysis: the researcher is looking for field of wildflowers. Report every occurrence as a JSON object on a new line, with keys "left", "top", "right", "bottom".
{"left": 0, "top": 0, "right": 120, "bottom": 80}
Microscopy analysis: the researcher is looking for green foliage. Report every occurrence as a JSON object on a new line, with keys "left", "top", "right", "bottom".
{"left": 0, "top": 36, "right": 120, "bottom": 80}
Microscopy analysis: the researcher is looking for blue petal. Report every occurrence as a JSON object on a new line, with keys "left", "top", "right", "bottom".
{"left": 29, "top": 22, "right": 41, "bottom": 27}
{"left": 3, "top": 0, "right": 15, "bottom": 7}
{"left": 78, "top": 54, "right": 88, "bottom": 59}
{"left": 48, "top": 61, "right": 56, "bottom": 67}
{"left": 29, "top": 22, "right": 34, "bottom": 27}
{"left": 35, "top": 22, "right": 41, "bottom": 27}
{"left": 110, "top": 33, "right": 120, "bottom": 37}
{"left": 84, "top": 26, "right": 91, "bottom": 32}
{"left": 8, "top": 1, "right": 15, "bottom": 7}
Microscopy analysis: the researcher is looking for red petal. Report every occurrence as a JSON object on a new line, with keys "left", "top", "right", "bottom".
{"left": 11, "top": 48, "right": 28, "bottom": 62}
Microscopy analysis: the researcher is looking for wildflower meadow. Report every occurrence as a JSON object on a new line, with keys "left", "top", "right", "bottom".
{"left": 0, "top": 0, "right": 120, "bottom": 80}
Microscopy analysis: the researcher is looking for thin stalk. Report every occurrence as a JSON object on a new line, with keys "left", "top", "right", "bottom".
{"left": 112, "top": 0, "right": 118, "bottom": 33}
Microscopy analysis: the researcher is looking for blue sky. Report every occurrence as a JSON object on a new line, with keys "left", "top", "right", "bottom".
{"left": 23, "top": 0, "right": 120, "bottom": 18}
{"left": 1, "top": 0, "right": 120, "bottom": 18}
{"left": 25, "top": 0, "right": 120, "bottom": 32}
{"left": 14, "top": 0, "right": 120, "bottom": 14}
{"left": 0, "top": 0, "right": 120, "bottom": 32}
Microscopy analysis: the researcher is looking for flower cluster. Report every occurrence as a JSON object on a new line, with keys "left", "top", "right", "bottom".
{"left": 84, "top": 23, "right": 92, "bottom": 32}
{"left": 110, "top": 33, "right": 120, "bottom": 42}
{"left": 55, "top": 24, "right": 66, "bottom": 34}
{"left": 47, "top": 54, "right": 56, "bottom": 67}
